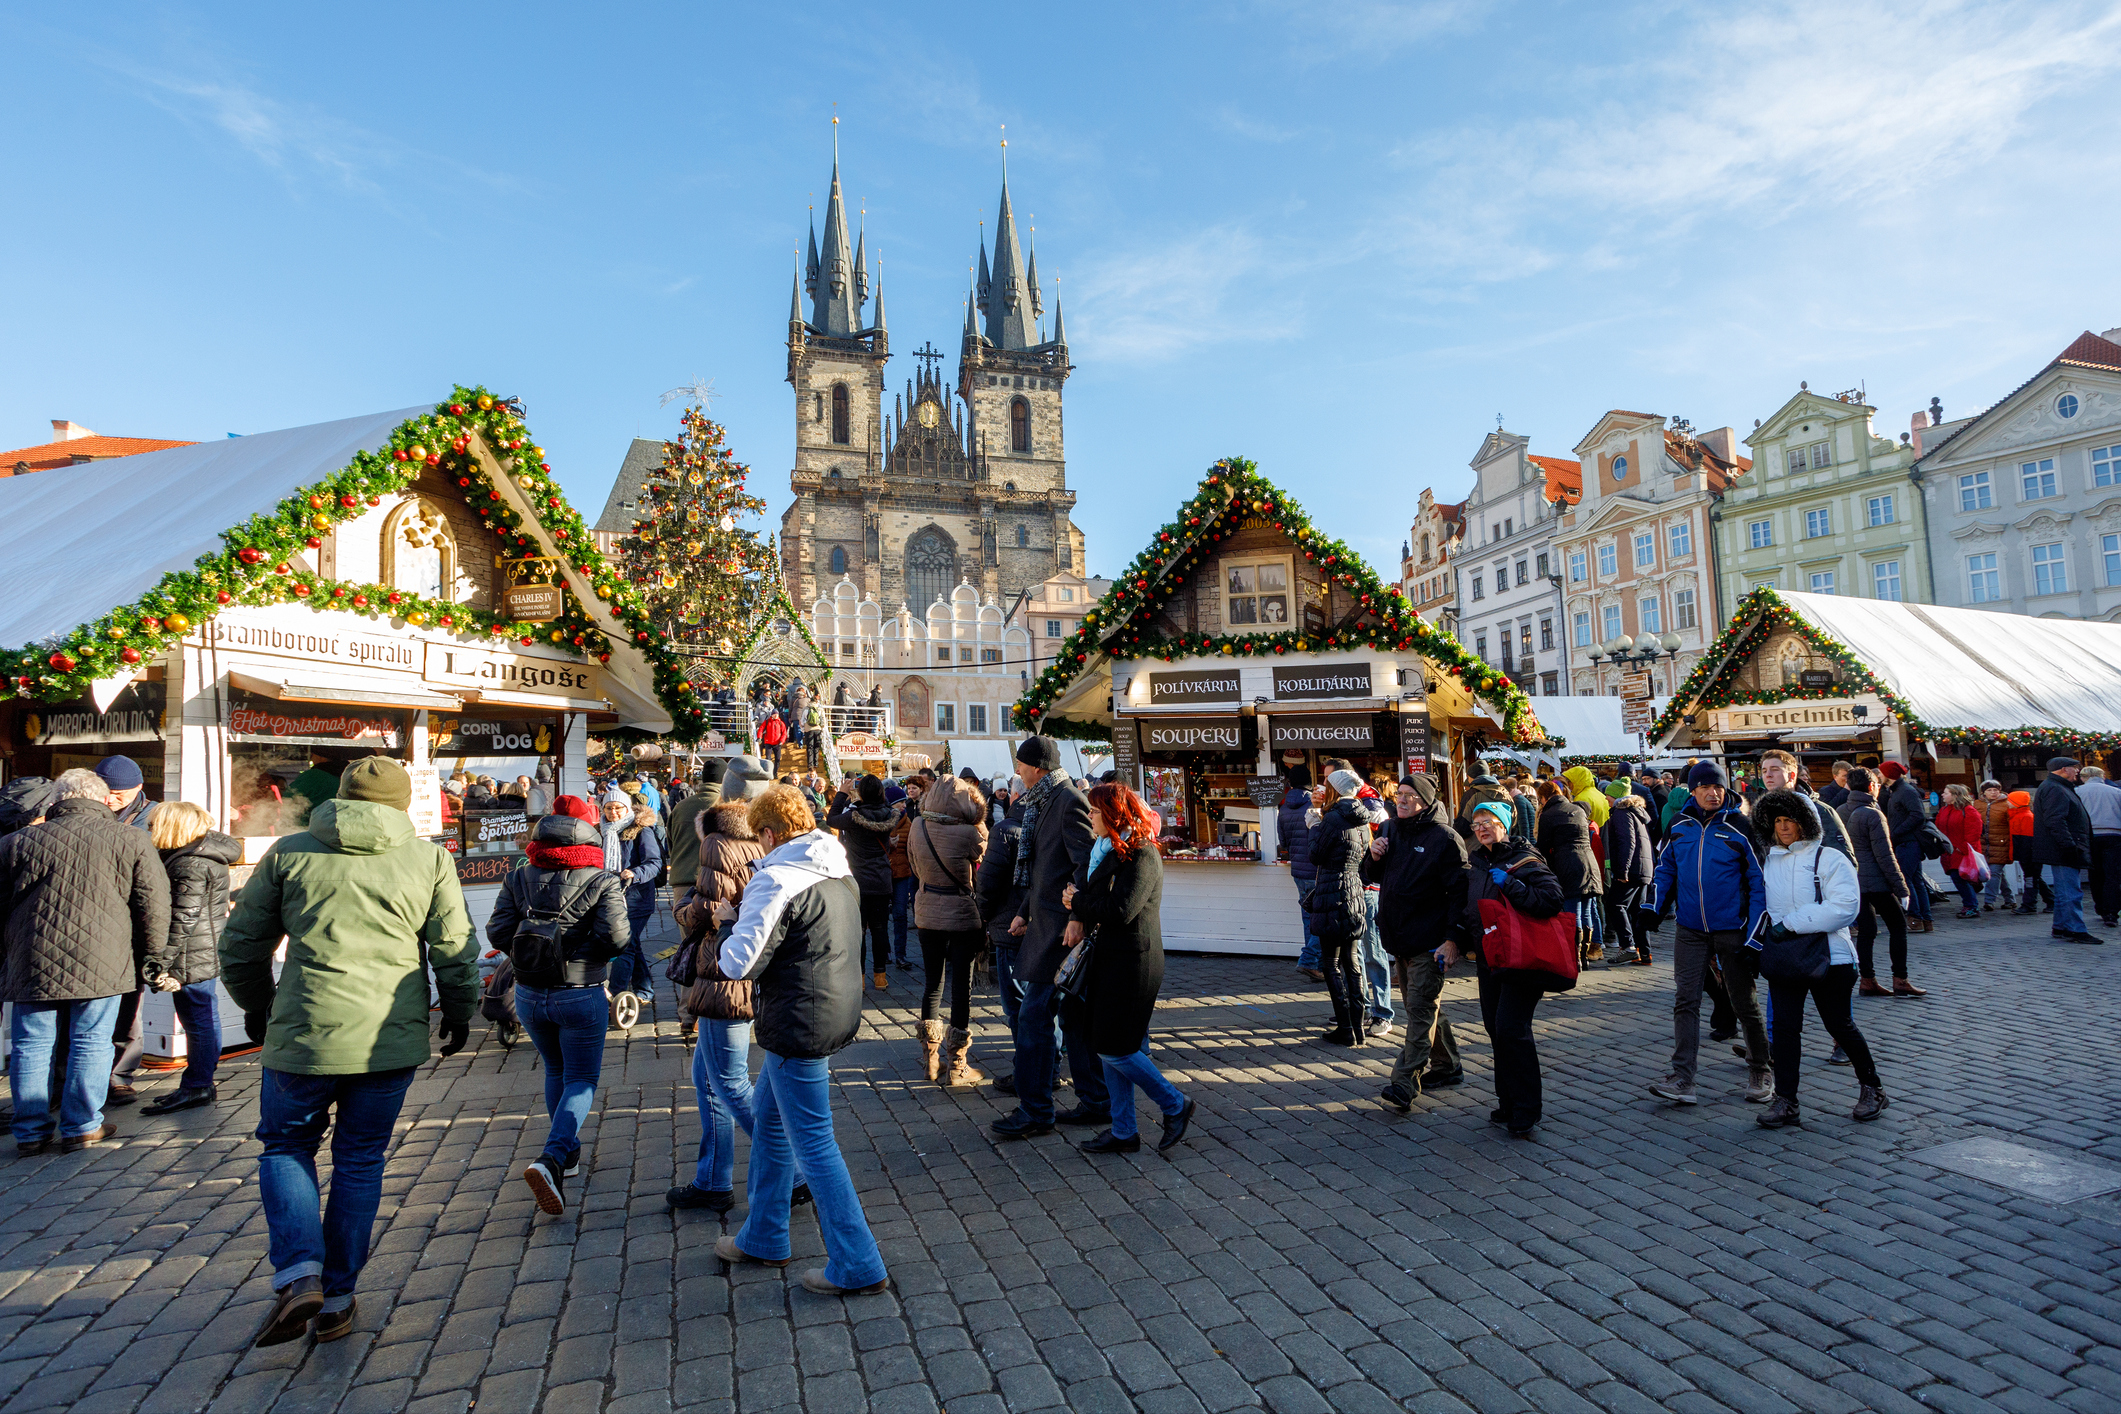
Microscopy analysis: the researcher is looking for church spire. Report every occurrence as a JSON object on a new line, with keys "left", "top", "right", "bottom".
{"left": 809, "top": 118, "right": 862, "bottom": 336}
{"left": 964, "top": 268, "right": 979, "bottom": 340}
{"left": 1050, "top": 281, "right": 1067, "bottom": 349}
{"left": 983, "top": 135, "right": 1034, "bottom": 350}
{"left": 787, "top": 261, "right": 803, "bottom": 332}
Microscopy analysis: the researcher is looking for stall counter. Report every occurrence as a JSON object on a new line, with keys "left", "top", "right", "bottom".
{"left": 1161, "top": 857, "right": 1304, "bottom": 958}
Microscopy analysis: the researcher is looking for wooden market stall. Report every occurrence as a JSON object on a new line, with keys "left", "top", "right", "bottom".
{"left": 1652, "top": 587, "right": 2121, "bottom": 790}
{"left": 1015, "top": 458, "right": 1551, "bottom": 957}
{"left": 0, "top": 388, "right": 707, "bottom": 1061}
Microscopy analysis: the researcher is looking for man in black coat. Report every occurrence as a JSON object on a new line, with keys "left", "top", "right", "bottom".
{"left": 1877, "top": 761, "right": 1933, "bottom": 932}
{"left": 1363, "top": 775, "right": 1467, "bottom": 1112}
{"left": 975, "top": 801, "right": 1028, "bottom": 1093}
{"left": 991, "top": 737, "right": 1110, "bottom": 1139}
{"left": 0, "top": 768, "right": 171, "bottom": 1154}
{"left": 2026, "top": 757, "right": 2095, "bottom": 943}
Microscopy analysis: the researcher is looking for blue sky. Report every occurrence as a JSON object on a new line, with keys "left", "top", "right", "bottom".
{"left": 6, "top": 1, "right": 2120, "bottom": 582}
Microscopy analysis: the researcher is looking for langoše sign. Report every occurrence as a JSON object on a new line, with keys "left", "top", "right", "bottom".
{"left": 421, "top": 644, "right": 596, "bottom": 696}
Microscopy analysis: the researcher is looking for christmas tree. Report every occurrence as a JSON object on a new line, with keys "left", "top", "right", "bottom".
{"left": 616, "top": 405, "right": 779, "bottom": 661}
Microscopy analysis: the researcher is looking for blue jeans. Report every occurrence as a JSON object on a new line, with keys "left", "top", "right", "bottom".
{"left": 516, "top": 984, "right": 607, "bottom": 1170}
{"left": 735, "top": 1052, "right": 887, "bottom": 1290}
{"left": 612, "top": 882, "right": 657, "bottom": 995}
{"left": 1360, "top": 890, "right": 1393, "bottom": 1023}
{"left": 691, "top": 1020, "right": 756, "bottom": 1193}
{"left": 1295, "top": 877, "right": 1320, "bottom": 971}
{"left": 257, "top": 1067, "right": 416, "bottom": 1311}
{"left": 1013, "top": 980, "right": 1111, "bottom": 1124}
{"left": 890, "top": 877, "right": 918, "bottom": 963}
{"left": 171, "top": 982, "right": 222, "bottom": 1091}
{"left": 1983, "top": 861, "right": 2016, "bottom": 906}
{"left": 2050, "top": 864, "right": 2086, "bottom": 934}
{"left": 8, "top": 995, "right": 121, "bottom": 1144}
{"left": 1895, "top": 841, "right": 1932, "bottom": 921}
{"left": 1099, "top": 1044, "right": 1187, "bottom": 1141}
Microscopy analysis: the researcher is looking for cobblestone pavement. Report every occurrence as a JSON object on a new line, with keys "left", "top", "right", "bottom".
{"left": 3, "top": 902, "right": 2121, "bottom": 1414}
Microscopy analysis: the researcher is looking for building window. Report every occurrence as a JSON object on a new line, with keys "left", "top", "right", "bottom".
{"left": 1600, "top": 604, "right": 1622, "bottom": 641}
{"left": 1669, "top": 522, "right": 1691, "bottom": 557}
{"left": 1968, "top": 552, "right": 2001, "bottom": 603}
{"left": 1868, "top": 495, "right": 1895, "bottom": 527}
{"left": 1809, "top": 570, "right": 1836, "bottom": 595}
{"left": 1568, "top": 550, "right": 1587, "bottom": 583}
{"left": 1539, "top": 618, "right": 1554, "bottom": 650}
{"left": 1572, "top": 613, "right": 1590, "bottom": 647}
{"left": 906, "top": 527, "right": 956, "bottom": 608}
{"left": 1475, "top": 634, "right": 1489, "bottom": 661}
{"left": 1519, "top": 623, "right": 1533, "bottom": 659}
{"left": 1805, "top": 507, "right": 1831, "bottom": 539}
{"left": 1015, "top": 524, "right": 1029, "bottom": 548}
{"left": 1634, "top": 533, "right": 1655, "bottom": 567}
{"left": 1010, "top": 397, "right": 1031, "bottom": 453}
{"left": 1787, "top": 449, "right": 1807, "bottom": 473}
{"left": 1597, "top": 543, "right": 1617, "bottom": 576}
{"left": 1960, "top": 470, "right": 1993, "bottom": 511}
{"left": 1224, "top": 556, "right": 1292, "bottom": 625}
{"left": 935, "top": 703, "right": 956, "bottom": 734}
{"left": 1613, "top": 456, "right": 1629, "bottom": 479}
{"left": 1812, "top": 442, "right": 1831, "bottom": 469}
{"left": 1541, "top": 672, "right": 1558, "bottom": 696}
{"left": 1640, "top": 595, "right": 1662, "bottom": 634}
{"left": 1749, "top": 520, "right": 1774, "bottom": 549}
{"left": 1505, "top": 518, "right": 1513, "bottom": 536}
{"left": 382, "top": 498, "right": 456, "bottom": 601}
{"left": 2105, "top": 534, "right": 2121, "bottom": 587}
{"left": 1515, "top": 559, "right": 1529, "bottom": 586}
{"left": 1045, "top": 619, "right": 1061, "bottom": 637}
{"left": 1057, "top": 587, "right": 1073, "bottom": 601}
{"left": 1536, "top": 552, "right": 1550, "bottom": 578}
{"left": 2059, "top": 393, "right": 2080, "bottom": 419}
{"left": 1673, "top": 587, "right": 1697, "bottom": 629}
{"left": 2032, "top": 541, "right": 2069, "bottom": 595}
{"left": 2096, "top": 446, "right": 2121, "bottom": 487}
{"left": 980, "top": 647, "right": 1001, "bottom": 663}
{"left": 1872, "top": 560, "right": 1903, "bottom": 600}
{"left": 2022, "top": 458, "right": 2059, "bottom": 500}
{"left": 967, "top": 703, "right": 988, "bottom": 734}
{"left": 828, "top": 545, "right": 847, "bottom": 575}
{"left": 1471, "top": 574, "right": 1485, "bottom": 600}
{"left": 936, "top": 647, "right": 953, "bottom": 663}
{"left": 830, "top": 384, "right": 850, "bottom": 444}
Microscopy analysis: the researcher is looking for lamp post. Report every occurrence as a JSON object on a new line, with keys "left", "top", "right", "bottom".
{"left": 1584, "top": 631, "right": 1684, "bottom": 694}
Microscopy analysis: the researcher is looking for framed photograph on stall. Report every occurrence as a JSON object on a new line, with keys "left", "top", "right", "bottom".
{"left": 1222, "top": 555, "right": 1292, "bottom": 627}
{"left": 1142, "top": 765, "right": 1185, "bottom": 827}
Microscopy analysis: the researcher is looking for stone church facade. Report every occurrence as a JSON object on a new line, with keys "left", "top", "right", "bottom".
{"left": 778, "top": 146, "right": 1084, "bottom": 618}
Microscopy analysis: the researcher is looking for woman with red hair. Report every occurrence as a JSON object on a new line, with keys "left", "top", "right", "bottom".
{"left": 1061, "top": 782, "right": 1195, "bottom": 1154}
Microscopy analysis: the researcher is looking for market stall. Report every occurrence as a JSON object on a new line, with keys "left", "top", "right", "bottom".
{"left": 1653, "top": 587, "right": 2121, "bottom": 791}
{"left": 0, "top": 387, "right": 704, "bottom": 1063}
{"left": 1015, "top": 458, "right": 1549, "bottom": 957}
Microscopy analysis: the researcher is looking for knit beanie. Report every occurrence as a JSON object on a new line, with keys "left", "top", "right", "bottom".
{"left": 1470, "top": 800, "right": 1515, "bottom": 832}
{"left": 551, "top": 794, "right": 597, "bottom": 823}
{"left": 1327, "top": 769, "right": 1363, "bottom": 798}
{"left": 1686, "top": 761, "right": 1729, "bottom": 790}
{"left": 1877, "top": 760, "right": 1906, "bottom": 781}
{"left": 338, "top": 757, "right": 413, "bottom": 811}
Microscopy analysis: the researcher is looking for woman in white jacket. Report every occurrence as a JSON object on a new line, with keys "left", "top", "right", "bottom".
{"left": 1751, "top": 791, "right": 1887, "bottom": 1128}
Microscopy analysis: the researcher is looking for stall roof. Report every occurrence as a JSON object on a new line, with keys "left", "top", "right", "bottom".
{"left": 944, "top": 737, "right": 1109, "bottom": 785}
{"left": 0, "top": 393, "right": 698, "bottom": 734}
{"left": 1660, "top": 587, "right": 2121, "bottom": 746}
{"left": 1524, "top": 696, "right": 1639, "bottom": 759}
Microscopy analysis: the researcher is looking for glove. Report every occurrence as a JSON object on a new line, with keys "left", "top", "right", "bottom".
{"left": 1641, "top": 912, "right": 1664, "bottom": 933}
{"left": 244, "top": 1011, "right": 270, "bottom": 1045}
{"left": 1769, "top": 921, "right": 1793, "bottom": 940}
{"left": 438, "top": 1019, "right": 470, "bottom": 1058}
{"left": 1487, "top": 866, "right": 1511, "bottom": 887}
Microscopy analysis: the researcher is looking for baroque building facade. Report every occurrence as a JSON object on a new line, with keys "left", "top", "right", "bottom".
{"left": 1399, "top": 487, "right": 1463, "bottom": 627}
{"left": 777, "top": 146, "right": 1084, "bottom": 622}
{"left": 1453, "top": 429, "right": 1575, "bottom": 697}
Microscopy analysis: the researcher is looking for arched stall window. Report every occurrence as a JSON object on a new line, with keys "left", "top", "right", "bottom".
{"left": 382, "top": 498, "right": 456, "bottom": 601}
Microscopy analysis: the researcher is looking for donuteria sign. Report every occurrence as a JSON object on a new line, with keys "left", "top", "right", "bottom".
{"left": 1705, "top": 697, "right": 1886, "bottom": 736}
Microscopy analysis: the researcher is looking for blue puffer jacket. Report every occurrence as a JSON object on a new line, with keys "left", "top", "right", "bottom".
{"left": 1278, "top": 788, "right": 1316, "bottom": 881}
{"left": 1652, "top": 799, "right": 1766, "bottom": 936}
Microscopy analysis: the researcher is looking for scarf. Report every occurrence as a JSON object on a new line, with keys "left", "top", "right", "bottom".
{"left": 528, "top": 842, "right": 606, "bottom": 871}
{"left": 1012, "top": 770, "right": 1069, "bottom": 888}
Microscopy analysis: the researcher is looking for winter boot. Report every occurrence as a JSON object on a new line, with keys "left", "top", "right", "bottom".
{"left": 1852, "top": 1084, "right": 1889, "bottom": 1121}
{"left": 1757, "top": 1095, "right": 1801, "bottom": 1128}
{"left": 919, "top": 1019, "right": 944, "bottom": 1082}
{"left": 943, "top": 1027, "right": 984, "bottom": 1087}
{"left": 1320, "top": 967, "right": 1356, "bottom": 1045}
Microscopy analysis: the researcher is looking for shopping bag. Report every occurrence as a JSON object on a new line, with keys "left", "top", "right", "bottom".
{"left": 1477, "top": 897, "right": 1579, "bottom": 984}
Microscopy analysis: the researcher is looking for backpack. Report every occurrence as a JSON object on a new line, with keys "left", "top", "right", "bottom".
{"left": 0, "top": 776, "right": 56, "bottom": 839}
{"left": 506, "top": 866, "right": 590, "bottom": 981}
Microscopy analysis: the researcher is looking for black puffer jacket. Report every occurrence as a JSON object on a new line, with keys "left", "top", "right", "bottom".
{"left": 1305, "top": 798, "right": 1371, "bottom": 944}
{"left": 1603, "top": 795, "right": 1654, "bottom": 888}
{"left": 976, "top": 805, "right": 1027, "bottom": 949}
{"left": 1537, "top": 797, "right": 1603, "bottom": 899}
{"left": 826, "top": 796, "right": 901, "bottom": 897}
{"left": 0, "top": 797, "right": 171, "bottom": 1003}
{"left": 1361, "top": 795, "right": 1468, "bottom": 957}
{"left": 157, "top": 831, "right": 241, "bottom": 985}
{"left": 1884, "top": 777, "right": 1928, "bottom": 845}
{"left": 1836, "top": 791, "right": 1908, "bottom": 895}
{"left": 719, "top": 830, "right": 864, "bottom": 1059}
{"left": 487, "top": 815, "right": 631, "bottom": 988}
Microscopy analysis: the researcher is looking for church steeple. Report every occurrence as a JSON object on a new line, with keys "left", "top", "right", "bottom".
{"left": 809, "top": 120, "right": 863, "bottom": 336}
{"left": 981, "top": 142, "right": 1035, "bottom": 351}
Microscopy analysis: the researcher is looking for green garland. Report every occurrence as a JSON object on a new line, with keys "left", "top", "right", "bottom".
{"left": 1012, "top": 458, "right": 1548, "bottom": 743}
{"left": 1650, "top": 585, "right": 2121, "bottom": 752}
{"left": 8, "top": 385, "right": 713, "bottom": 740}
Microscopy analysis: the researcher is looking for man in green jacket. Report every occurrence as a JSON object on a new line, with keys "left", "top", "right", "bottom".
{"left": 220, "top": 756, "right": 475, "bottom": 1348}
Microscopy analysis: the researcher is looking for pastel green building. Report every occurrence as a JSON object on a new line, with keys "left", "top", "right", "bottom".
{"left": 1717, "top": 388, "right": 1931, "bottom": 611}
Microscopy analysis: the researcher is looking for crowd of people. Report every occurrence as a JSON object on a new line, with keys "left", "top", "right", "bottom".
{"left": 3, "top": 724, "right": 2108, "bottom": 1347}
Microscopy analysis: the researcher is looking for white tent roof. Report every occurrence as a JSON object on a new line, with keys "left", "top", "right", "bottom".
{"left": 944, "top": 737, "right": 1110, "bottom": 785}
{"left": 1522, "top": 695, "right": 1639, "bottom": 758}
{"left": 1759, "top": 591, "right": 2121, "bottom": 734}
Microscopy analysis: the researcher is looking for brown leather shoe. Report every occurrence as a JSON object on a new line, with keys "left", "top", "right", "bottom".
{"left": 59, "top": 1123, "right": 117, "bottom": 1153}
{"left": 1891, "top": 978, "right": 1927, "bottom": 998}
{"left": 714, "top": 1235, "right": 789, "bottom": 1269}
{"left": 314, "top": 1300, "right": 357, "bottom": 1342}
{"left": 254, "top": 1276, "right": 323, "bottom": 1347}
{"left": 1857, "top": 978, "right": 1892, "bottom": 998}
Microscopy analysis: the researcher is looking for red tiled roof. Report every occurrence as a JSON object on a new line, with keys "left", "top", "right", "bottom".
{"left": 1530, "top": 454, "right": 1582, "bottom": 503}
{"left": 1663, "top": 431, "right": 1748, "bottom": 493}
{"left": 1, "top": 434, "right": 194, "bottom": 476}
{"left": 2056, "top": 330, "right": 2121, "bottom": 371}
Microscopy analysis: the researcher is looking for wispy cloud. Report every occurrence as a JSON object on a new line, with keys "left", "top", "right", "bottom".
{"left": 1255, "top": 0, "right": 1500, "bottom": 61}
{"left": 1069, "top": 224, "right": 1304, "bottom": 361}
{"left": 1390, "top": 0, "right": 2121, "bottom": 283}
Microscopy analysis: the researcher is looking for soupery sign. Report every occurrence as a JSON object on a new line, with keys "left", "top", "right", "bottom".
{"left": 430, "top": 718, "right": 556, "bottom": 757}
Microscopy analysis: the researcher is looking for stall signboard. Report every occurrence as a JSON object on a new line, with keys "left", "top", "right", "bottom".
{"left": 1109, "top": 719, "right": 1139, "bottom": 789}
{"left": 1138, "top": 717, "right": 1244, "bottom": 753}
{"left": 407, "top": 765, "right": 443, "bottom": 836}
{"left": 1246, "top": 776, "right": 1286, "bottom": 810}
{"left": 25, "top": 683, "right": 165, "bottom": 747}
{"left": 421, "top": 643, "right": 597, "bottom": 698}
{"left": 464, "top": 809, "right": 531, "bottom": 851}
{"left": 430, "top": 717, "right": 557, "bottom": 757}
{"left": 1146, "top": 669, "right": 1241, "bottom": 705}
{"left": 456, "top": 853, "right": 517, "bottom": 886}
{"left": 224, "top": 692, "right": 407, "bottom": 748}
{"left": 503, "top": 584, "right": 564, "bottom": 623}
{"left": 1704, "top": 696, "right": 1886, "bottom": 738}
{"left": 1799, "top": 669, "right": 1837, "bottom": 689}
{"left": 1269, "top": 713, "right": 1378, "bottom": 751}
{"left": 1399, "top": 706, "right": 1431, "bottom": 775}
{"left": 1272, "top": 664, "right": 1372, "bottom": 701}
